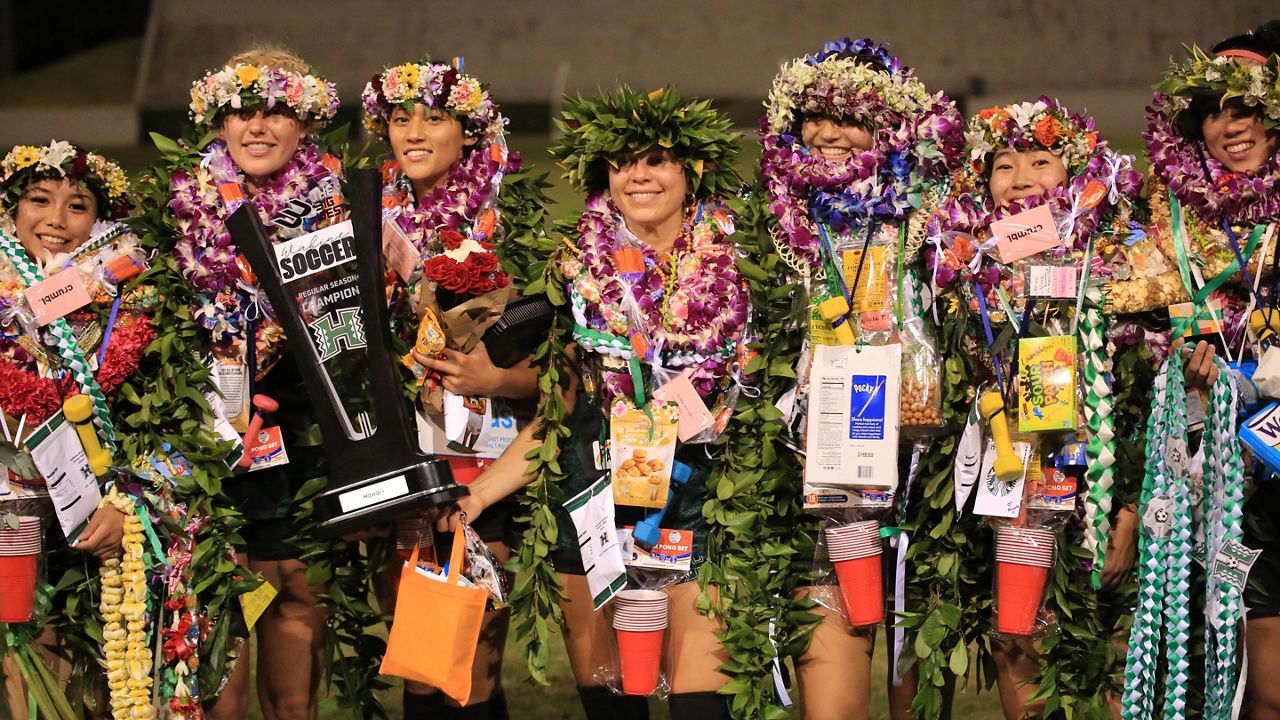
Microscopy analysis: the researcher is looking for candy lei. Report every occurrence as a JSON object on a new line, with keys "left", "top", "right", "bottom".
{"left": 1122, "top": 352, "right": 1242, "bottom": 720}
{"left": 169, "top": 138, "right": 333, "bottom": 371}
{"left": 99, "top": 488, "right": 156, "bottom": 719}
{"left": 0, "top": 227, "right": 118, "bottom": 445}
{"left": 561, "top": 193, "right": 747, "bottom": 399}
{"left": 1079, "top": 282, "right": 1116, "bottom": 578}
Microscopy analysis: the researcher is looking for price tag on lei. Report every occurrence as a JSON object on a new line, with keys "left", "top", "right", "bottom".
{"left": 1209, "top": 539, "right": 1263, "bottom": 591}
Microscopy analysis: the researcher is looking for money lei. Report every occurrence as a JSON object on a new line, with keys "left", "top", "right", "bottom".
{"left": 1079, "top": 283, "right": 1115, "bottom": 578}
{"left": 1122, "top": 351, "right": 1242, "bottom": 719}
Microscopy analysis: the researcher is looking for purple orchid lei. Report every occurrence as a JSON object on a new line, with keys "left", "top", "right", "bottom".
{"left": 760, "top": 37, "right": 964, "bottom": 270}
{"left": 169, "top": 137, "right": 337, "bottom": 364}
{"left": 925, "top": 99, "right": 1141, "bottom": 295}
{"left": 381, "top": 144, "right": 517, "bottom": 251}
{"left": 1145, "top": 93, "right": 1280, "bottom": 228}
{"left": 560, "top": 192, "right": 748, "bottom": 402}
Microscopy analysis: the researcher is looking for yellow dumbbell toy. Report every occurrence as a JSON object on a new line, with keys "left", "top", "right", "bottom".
{"left": 978, "top": 390, "right": 1024, "bottom": 482}
{"left": 1250, "top": 309, "right": 1280, "bottom": 341}
{"left": 64, "top": 394, "right": 111, "bottom": 476}
{"left": 818, "top": 296, "right": 856, "bottom": 345}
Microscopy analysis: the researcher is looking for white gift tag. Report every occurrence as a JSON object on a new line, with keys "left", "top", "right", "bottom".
{"left": 973, "top": 439, "right": 1030, "bottom": 518}
{"left": 804, "top": 343, "right": 901, "bottom": 489}
{"left": 24, "top": 411, "right": 101, "bottom": 539}
{"left": 564, "top": 475, "right": 627, "bottom": 609}
{"left": 954, "top": 397, "right": 983, "bottom": 513}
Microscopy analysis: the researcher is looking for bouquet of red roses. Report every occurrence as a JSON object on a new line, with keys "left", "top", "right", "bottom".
{"left": 404, "top": 221, "right": 516, "bottom": 413}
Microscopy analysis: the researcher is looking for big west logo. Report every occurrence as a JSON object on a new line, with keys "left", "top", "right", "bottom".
{"left": 309, "top": 307, "right": 367, "bottom": 362}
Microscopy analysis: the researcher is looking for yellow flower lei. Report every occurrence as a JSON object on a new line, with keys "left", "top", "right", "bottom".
{"left": 99, "top": 488, "right": 156, "bottom": 719}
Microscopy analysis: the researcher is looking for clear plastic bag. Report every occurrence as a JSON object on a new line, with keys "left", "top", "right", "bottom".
{"left": 810, "top": 512, "right": 888, "bottom": 627}
{"left": 990, "top": 521, "right": 1058, "bottom": 638}
{"left": 457, "top": 514, "right": 509, "bottom": 610}
{"left": 593, "top": 570, "right": 688, "bottom": 699}
{"left": 899, "top": 317, "right": 944, "bottom": 436}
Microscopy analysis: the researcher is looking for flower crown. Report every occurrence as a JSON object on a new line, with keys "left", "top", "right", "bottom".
{"left": 362, "top": 59, "right": 503, "bottom": 142}
{"left": 764, "top": 38, "right": 935, "bottom": 134}
{"left": 189, "top": 63, "right": 340, "bottom": 127}
{"left": 550, "top": 83, "right": 742, "bottom": 197}
{"left": 963, "top": 97, "right": 1099, "bottom": 181}
{"left": 0, "top": 140, "right": 130, "bottom": 219}
{"left": 1154, "top": 44, "right": 1280, "bottom": 131}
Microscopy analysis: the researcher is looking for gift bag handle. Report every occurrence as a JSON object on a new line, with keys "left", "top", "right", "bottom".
{"left": 444, "top": 513, "right": 468, "bottom": 580}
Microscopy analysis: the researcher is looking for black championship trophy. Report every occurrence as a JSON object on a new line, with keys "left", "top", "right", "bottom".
{"left": 227, "top": 168, "right": 467, "bottom": 536}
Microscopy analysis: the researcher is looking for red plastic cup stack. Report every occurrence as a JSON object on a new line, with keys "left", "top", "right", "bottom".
{"left": 0, "top": 515, "right": 42, "bottom": 623}
{"left": 611, "top": 589, "right": 669, "bottom": 695}
{"left": 994, "top": 526, "right": 1056, "bottom": 635}
{"left": 825, "top": 520, "right": 885, "bottom": 626}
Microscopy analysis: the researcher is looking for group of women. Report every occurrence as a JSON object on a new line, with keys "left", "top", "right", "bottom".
{"left": 1, "top": 17, "right": 1279, "bottom": 720}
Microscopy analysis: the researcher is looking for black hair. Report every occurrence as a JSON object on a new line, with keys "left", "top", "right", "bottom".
{"left": 1175, "top": 20, "right": 1280, "bottom": 140}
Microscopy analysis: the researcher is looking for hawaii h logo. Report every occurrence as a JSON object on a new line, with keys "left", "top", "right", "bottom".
{"left": 309, "top": 307, "right": 366, "bottom": 362}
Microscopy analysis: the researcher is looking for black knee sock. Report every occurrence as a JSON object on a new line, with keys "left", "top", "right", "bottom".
{"left": 403, "top": 689, "right": 511, "bottom": 720}
{"left": 667, "top": 691, "right": 729, "bottom": 720}
{"left": 576, "top": 685, "right": 649, "bottom": 720}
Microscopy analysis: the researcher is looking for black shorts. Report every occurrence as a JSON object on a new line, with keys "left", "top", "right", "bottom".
{"left": 1244, "top": 480, "right": 1280, "bottom": 619}
{"left": 235, "top": 516, "right": 305, "bottom": 562}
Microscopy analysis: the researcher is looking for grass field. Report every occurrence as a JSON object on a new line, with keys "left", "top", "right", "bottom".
{"left": 244, "top": 626, "right": 1008, "bottom": 720}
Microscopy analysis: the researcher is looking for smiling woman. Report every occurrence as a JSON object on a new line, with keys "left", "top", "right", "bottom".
{"left": 166, "top": 45, "right": 344, "bottom": 720}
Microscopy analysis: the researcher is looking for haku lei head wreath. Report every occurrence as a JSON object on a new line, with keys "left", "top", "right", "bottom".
{"left": 550, "top": 83, "right": 743, "bottom": 198}
{"left": 0, "top": 140, "right": 130, "bottom": 219}
{"left": 189, "top": 63, "right": 340, "bottom": 127}
{"left": 962, "top": 97, "right": 1100, "bottom": 182}
{"left": 1144, "top": 40, "right": 1280, "bottom": 226}
{"left": 759, "top": 37, "right": 963, "bottom": 268}
{"left": 1154, "top": 44, "right": 1280, "bottom": 132}
{"left": 362, "top": 57, "right": 504, "bottom": 143}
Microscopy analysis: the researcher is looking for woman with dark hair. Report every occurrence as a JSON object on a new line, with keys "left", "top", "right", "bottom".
{"left": 927, "top": 95, "right": 1145, "bottom": 718}
{"left": 445, "top": 84, "right": 747, "bottom": 720}
{"left": 1121, "top": 20, "right": 1280, "bottom": 720}
{"left": 754, "top": 37, "right": 964, "bottom": 720}
{"left": 361, "top": 55, "right": 547, "bottom": 719}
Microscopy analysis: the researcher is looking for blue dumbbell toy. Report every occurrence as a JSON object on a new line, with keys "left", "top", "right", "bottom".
{"left": 631, "top": 460, "right": 692, "bottom": 552}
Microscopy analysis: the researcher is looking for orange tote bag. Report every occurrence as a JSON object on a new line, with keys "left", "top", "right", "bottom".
{"left": 380, "top": 526, "right": 488, "bottom": 705}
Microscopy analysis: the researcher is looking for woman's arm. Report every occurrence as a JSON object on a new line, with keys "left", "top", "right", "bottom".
{"left": 438, "top": 355, "right": 578, "bottom": 530}
{"left": 414, "top": 342, "right": 539, "bottom": 400}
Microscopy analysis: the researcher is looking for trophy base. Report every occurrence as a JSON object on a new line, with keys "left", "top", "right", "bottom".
{"left": 314, "top": 459, "right": 469, "bottom": 538}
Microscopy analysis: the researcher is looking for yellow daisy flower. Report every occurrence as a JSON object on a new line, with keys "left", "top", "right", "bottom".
{"left": 10, "top": 146, "right": 39, "bottom": 170}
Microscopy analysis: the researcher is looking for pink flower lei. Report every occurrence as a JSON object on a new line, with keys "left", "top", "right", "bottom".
{"left": 760, "top": 37, "right": 964, "bottom": 271}
{"left": 562, "top": 193, "right": 748, "bottom": 401}
{"left": 168, "top": 137, "right": 338, "bottom": 369}
{"left": 381, "top": 143, "right": 516, "bottom": 251}
{"left": 926, "top": 100, "right": 1141, "bottom": 293}
{"left": 1145, "top": 93, "right": 1280, "bottom": 227}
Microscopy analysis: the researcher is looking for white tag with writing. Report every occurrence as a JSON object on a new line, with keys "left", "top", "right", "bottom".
{"left": 564, "top": 475, "right": 627, "bottom": 609}
{"left": 24, "top": 411, "right": 100, "bottom": 539}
